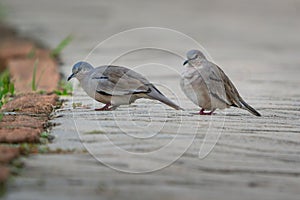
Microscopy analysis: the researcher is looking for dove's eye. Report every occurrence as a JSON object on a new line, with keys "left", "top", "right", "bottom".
{"left": 192, "top": 55, "right": 198, "bottom": 59}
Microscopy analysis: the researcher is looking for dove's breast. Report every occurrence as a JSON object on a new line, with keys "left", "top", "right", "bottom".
{"left": 180, "top": 67, "right": 211, "bottom": 109}
{"left": 80, "top": 76, "right": 111, "bottom": 104}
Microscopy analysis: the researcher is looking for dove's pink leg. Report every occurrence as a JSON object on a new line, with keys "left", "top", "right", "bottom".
{"left": 199, "top": 108, "right": 215, "bottom": 115}
{"left": 95, "top": 103, "right": 111, "bottom": 111}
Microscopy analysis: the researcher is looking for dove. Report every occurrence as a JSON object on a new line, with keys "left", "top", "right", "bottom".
{"left": 68, "top": 61, "right": 183, "bottom": 111}
{"left": 180, "top": 50, "right": 261, "bottom": 116}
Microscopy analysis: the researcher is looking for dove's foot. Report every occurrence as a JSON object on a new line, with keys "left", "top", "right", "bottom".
{"left": 95, "top": 103, "right": 113, "bottom": 111}
{"left": 95, "top": 103, "right": 118, "bottom": 111}
{"left": 199, "top": 108, "right": 215, "bottom": 115}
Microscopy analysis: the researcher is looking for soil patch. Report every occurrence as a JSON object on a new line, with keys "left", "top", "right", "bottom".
{"left": 0, "top": 24, "right": 61, "bottom": 186}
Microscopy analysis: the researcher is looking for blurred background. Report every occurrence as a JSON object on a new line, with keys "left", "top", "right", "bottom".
{"left": 2, "top": 0, "right": 299, "bottom": 59}
{"left": 2, "top": 0, "right": 300, "bottom": 96}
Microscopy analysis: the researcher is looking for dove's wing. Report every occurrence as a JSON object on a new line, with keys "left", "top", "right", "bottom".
{"left": 214, "top": 64, "right": 261, "bottom": 116}
{"left": 211, "top": 63, "right": 244, "bottom": 108}
{"left": 91, "top": 65, "right": 151, "bottom": 96}
{"left": 199, "top": 61, "right": 232, "bottom": 107}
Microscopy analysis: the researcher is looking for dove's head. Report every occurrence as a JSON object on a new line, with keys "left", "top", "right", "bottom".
{"left": 183, "top": 50, "right": 206, "bottom": 66}
{"left": 68, "top": 61, "right": 94, "bottom": 81}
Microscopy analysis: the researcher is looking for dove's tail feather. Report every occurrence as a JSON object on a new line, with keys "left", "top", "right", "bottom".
{"left": 240, "top": 99, "right": 261, "bottom": 117}
{"left": 147, "top": 85, "right": 184, "bottom": 110}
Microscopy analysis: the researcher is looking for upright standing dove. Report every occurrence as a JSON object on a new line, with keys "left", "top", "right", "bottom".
{"left": 180, "top": 50, "right": 261, "bottom": 116}
{"left": 68, "top": 61, "right": 183, "bottom": 111}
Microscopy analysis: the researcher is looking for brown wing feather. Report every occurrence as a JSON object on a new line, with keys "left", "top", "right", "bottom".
{"left": 94, "top": 65, "right": 150, "bottom": 95}
{"left": 214, "top": 65, "right": 243, "bottom": 108}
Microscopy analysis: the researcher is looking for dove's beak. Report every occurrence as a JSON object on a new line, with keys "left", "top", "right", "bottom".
{"left": 67, "top": 73, "right": 75, "bottom": 81}
{"left": 183, "top": 59, "right": 189, "bottom": 66}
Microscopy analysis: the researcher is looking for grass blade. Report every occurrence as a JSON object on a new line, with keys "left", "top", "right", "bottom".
{"left": 50, "top": 35, "right": 73, "bottom": 58}
{"left": 31, "top": 59, "right": 39, "bottom": 91}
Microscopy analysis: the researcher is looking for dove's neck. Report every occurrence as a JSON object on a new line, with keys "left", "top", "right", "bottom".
{"left": 76, "top": 71, "right": 91, "bottom": 82}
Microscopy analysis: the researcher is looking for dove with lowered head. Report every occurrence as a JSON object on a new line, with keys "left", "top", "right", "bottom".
{"left": 180, "top": 50, "right": 261, "bottom": 116}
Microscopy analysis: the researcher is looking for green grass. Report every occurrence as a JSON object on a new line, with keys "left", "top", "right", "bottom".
{"left": 30, "top": 59, "right": 47, "bottom": 92}
{"left": 31, "top": 60, "right": 38, "bottom": 91}
{"left": 84, "top": 130, "right": 105, "bottom": 135}
{"left": 39, "top": 131, "right": 55, "bottom": 144}
{"left": 19, "top": 143, "right": 50, "bottom": 155}
{"left": 0, "top": 70, "right": 14, "bottom": 108}
{"left": 72, "top": 102, "right": 82, "bottom": 109}
{"left": 32, "top": 35, "right": 73, "bottom": 93}
{"left": 0, "top": 183, "right": 6, "bottom": 198}
{"left": 50, "top": 35, "right": 73, "bottom": 58}
{"left": 0, "top": 2, "right": 7, "bottom": 21}
{"left": 54, "top": 80, "right": 73, "bottom": 96}
{"left": 26, "top": 48, "right": 36, "bottom": 59}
